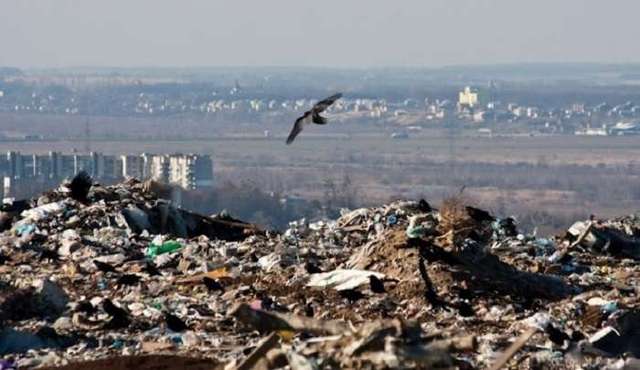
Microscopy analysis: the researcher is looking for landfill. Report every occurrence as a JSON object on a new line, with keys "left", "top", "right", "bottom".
{"left": 2, "top": 174, "right": 640, "bottom": 369}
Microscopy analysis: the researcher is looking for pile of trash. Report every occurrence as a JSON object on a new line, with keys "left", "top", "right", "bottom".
{"left": 2, "top": 174, "right": 640, "bottom": 369}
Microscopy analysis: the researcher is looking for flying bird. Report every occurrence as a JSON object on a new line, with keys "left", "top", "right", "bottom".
{"left": 286, "top": 93, "right": 342, "bottom": 145}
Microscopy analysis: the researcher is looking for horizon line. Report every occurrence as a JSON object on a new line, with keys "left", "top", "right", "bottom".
{"left": 5, "top": 61, "right": 640, "bottom": 72}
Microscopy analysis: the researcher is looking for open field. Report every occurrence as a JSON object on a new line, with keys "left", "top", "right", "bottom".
{"left": 1, "top": 133, "right": 639, "bottom": 164}
{"left": 1, "top": 111, "right": 640, "bottom": 165}
{"left": 1, "top": 133, "right": 639, "bottom": 233}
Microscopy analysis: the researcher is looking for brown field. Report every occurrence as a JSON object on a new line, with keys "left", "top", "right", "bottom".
{"left": 1, "top": 111, "right": 639, "bottom": 234}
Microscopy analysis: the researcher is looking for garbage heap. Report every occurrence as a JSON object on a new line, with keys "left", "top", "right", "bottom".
{"left": 1, "top": 176, "right": 640, "bottom": 369}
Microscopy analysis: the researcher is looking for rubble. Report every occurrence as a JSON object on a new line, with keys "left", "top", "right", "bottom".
{"left": 2, "top": 176, "right": 640, "bottom": 368}
{"left": 306, "top": 269, "right": 386, "bottom": 291}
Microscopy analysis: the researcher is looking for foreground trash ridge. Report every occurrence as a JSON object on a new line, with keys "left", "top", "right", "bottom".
{"left": 2, "top": 179, "right": 640, "bottom": 369}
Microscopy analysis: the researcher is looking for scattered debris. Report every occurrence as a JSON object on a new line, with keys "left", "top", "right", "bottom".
{"left": 1, "top": 179, "right": 640, "bottom": 368}
{"left": 488, "top": 327, "right": 538, "bottom": 370}
{"left": 306, "top": 269, "right": 386, "bottom": 291}
{"left": 38, "top": 355, "right": 218, "bottom": 370}
{"left": 231, "top": 303, "right": 348, "bottom": 335}
{"left": 234, "top": 332, "right": 279, "bottom": 370}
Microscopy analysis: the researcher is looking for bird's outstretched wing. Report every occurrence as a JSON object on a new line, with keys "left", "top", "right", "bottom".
{"left": 312, "top": 93, "right": 342, "bottom": 113}
{"left": 286, "top": 113, "right": 308, "bottom": 145}
{"left": 286, "top": 93, "right": 342, "bottom": 145}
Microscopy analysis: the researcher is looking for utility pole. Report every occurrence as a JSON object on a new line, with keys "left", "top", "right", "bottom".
{"left": 84, "top": 118, "right": 91, "bottom": 154}
{"left": 84, "top": 98, "right": 91, "bottom": 154}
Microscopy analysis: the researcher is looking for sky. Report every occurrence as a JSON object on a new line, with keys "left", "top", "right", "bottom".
{"left": 1, "top": 0, "right": 639, "bottom": 68}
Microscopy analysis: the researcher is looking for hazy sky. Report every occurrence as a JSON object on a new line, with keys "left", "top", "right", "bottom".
{"left": 1, "top": 0, "right": 639, "bottom": 68}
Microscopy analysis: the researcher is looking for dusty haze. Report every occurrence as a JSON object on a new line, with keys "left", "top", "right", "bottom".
{"left": 1, "top": 0, "right": 639, "bottom": 68}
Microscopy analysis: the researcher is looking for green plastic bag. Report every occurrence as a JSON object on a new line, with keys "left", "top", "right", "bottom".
{"left": 147, "top": 240, "right": 182, "bottom": 257}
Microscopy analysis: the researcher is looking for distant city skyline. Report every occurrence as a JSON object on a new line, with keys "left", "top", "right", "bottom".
{"left": 1, "top": 0, "right": 640, "bottom": 68}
